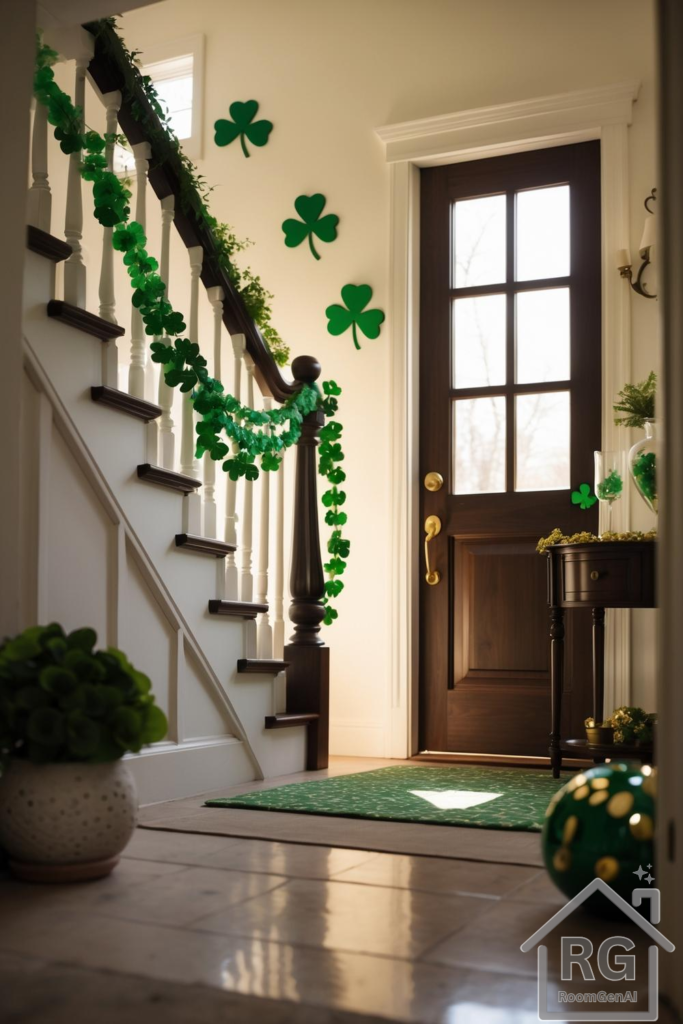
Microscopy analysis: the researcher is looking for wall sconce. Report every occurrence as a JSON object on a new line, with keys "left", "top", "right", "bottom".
{"left": 617, "top": 188, "right": 657, "bottom": 300}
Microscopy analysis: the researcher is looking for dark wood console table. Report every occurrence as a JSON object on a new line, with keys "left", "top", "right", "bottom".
{"left": 546, "top": 541, "right": 656, "bottom": 777}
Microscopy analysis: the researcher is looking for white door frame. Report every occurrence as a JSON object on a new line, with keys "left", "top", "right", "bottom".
{"left": 376, "top": 82, "right": 640, "bottom": 758}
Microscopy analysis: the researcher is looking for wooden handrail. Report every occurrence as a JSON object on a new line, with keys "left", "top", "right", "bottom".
{"left": 84, "top": 20, "right": 298, "bottom": 404}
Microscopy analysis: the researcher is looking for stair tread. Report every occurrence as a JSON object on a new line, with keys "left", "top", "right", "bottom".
{"left": 92, "top": 386, "right": 161, "bottom": 422}
{"left": 137, "top": 464, "right": 201, "bottom": 493}
{"left": 265, "top": 713, "right": 320, "bottom": 729}
{"left": 48, "top": 300, "right": 125, "bottom": 341}
{"left": 237, "top": 659, "right": 289, "bottom": 674}
{"left": 208, "top": 599, "right": 268, "bottom": 620}
{"left": 176, "top": 534, "right": 236, "bottom": 557}
{"left": 27, "top": 226, "right": 72, "bottom": 263}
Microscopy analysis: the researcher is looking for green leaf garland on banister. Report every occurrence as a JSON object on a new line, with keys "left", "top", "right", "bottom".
{"left": 33, "top": 35, "right": 348, "bottom": 625}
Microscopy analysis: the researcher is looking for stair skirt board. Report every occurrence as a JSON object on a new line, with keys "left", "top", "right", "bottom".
{"left": 126, "top": 738, "right": 255, "bottom": 805}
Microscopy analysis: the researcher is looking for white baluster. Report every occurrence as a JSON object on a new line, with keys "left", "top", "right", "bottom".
{"left": 256, "top": 397, "right": 273, "bottom": 659}
{"left": 63, "top": 46, "right": 92, "bottom": 307}
{"left": 99, "top": 91, "right": 122, "bottom": 387}
{"left": 203, "top": 286, "right": 224, "bottom": 538}
{"left": 273, "top": 447, "right": 286, "bottom": 659}
{"left": 27, "top": 100, "right": 51, "bottom": 232}
{"left": 224, "top": 333, "right": 245, "bottom": 600}
{"left": 240, "top": 352, "right": 256, "bottom": 602}
{"left": 127, "top": 141, "right": 151, "bottom": 398}
{"left": 157, "top": 194, "right": 176, "bottom": 469}
{"left": 180, "top": 245, "right": 203, "bottom": 535}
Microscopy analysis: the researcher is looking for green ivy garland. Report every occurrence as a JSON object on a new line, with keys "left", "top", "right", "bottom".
{"left": 34, "top": 36, "right": 348, "bottom": 626}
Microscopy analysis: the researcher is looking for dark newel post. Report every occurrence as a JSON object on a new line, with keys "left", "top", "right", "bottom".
{"left": 285, "top": 355, "right": 329, "bottom": 770}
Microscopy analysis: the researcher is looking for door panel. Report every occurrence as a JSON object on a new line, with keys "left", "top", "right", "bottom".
{"left": 419, "top": 142, "right": 602, "bottom": 757}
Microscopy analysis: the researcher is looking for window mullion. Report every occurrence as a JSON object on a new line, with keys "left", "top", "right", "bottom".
{"left": 505, "top": 191, "right": 515, "bottom": 492}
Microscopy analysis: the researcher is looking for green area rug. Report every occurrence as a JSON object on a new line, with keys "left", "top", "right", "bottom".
{"left": 205, "top": 765, "right": 568, "bottom": 832}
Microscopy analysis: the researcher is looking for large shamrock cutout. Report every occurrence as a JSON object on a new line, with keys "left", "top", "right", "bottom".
{"left": 214, "top": 101, "right": 273, "bottom": 158}
{"left": 571, "top": 483, "right": 597, "bottom": 510}
{"left": 325, "top": 285, "right": 385, "bottom": 351}
{"left": 282, "top": 194, "right": 339, "bottom": 260}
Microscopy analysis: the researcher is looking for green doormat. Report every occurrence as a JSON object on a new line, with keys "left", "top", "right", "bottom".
{"left": 205, "top": 765, "right": 568, "bottom": 832}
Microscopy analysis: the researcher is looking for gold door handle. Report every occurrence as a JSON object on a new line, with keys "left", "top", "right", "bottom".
{"left": 424, "top": 515, "right": 441, "bottom": 585}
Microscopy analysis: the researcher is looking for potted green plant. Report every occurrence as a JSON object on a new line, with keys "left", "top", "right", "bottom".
{"left": 0, "top": 623, "right": 167, "bottom": 882}
{"left": 613, "top": 371, "right": 658, "bottom": 514}
{"left": 609, "top": 706, "right": 656, "bottom": 746}
{"left": 584, "top": 717, "right": 615, "bottom": 745}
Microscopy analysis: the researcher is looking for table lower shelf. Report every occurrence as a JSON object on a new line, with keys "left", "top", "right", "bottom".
{"left": 562, "top": 738, "right": 654, "bottom": 761}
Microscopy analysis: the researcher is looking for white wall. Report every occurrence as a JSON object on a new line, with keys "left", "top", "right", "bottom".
{"left": 76, "top": 0, "right": 658, "bottom": 750}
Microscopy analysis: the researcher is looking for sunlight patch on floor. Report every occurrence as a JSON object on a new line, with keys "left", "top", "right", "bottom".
{"left": 409, "top": 789, "right": 503, "bottom": 810}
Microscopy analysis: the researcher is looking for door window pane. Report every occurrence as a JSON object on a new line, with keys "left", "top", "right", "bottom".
{"left": 453, "top": 397, "right": 506, "bottom": 494}
{"left": 516, "top": 288, "right": 570, "bottom": 384}
{"left": 515, "top": 391, "right": 570, "bottom": 491}
{"left": 453, "top": 294, "right": 506, "bottom": 388}
{"left": 516, "top": 185, "right": 570, "bottom": 281}
{"left": 453, "top": 195, "right": 506, "bottom": 288}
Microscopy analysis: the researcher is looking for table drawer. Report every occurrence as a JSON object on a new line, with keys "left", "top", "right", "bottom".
{"left": 561, "top": 551, "right": 646, "bottom": 605}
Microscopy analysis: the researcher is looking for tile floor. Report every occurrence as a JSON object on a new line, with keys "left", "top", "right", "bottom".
{"left": 0, "top": 757, "right": 678, "bottom": 1024}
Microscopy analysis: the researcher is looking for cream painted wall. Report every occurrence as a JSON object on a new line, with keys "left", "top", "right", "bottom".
{"left": 89, "top": 0, "right": 659, "bottom": 750}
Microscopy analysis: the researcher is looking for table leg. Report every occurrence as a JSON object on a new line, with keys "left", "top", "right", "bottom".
{"left": 549, "top": 606, "right": 565, "bottom": 779}
{"left": 592, "top": 607, "right": 606, "bottom": 725}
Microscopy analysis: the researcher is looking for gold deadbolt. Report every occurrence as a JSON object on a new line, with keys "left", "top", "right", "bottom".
{"left": 424, "top": 471, "right": 444, "bottom": 493}
{"left": 424, "top": 515, "right": 441, "bottom": 586}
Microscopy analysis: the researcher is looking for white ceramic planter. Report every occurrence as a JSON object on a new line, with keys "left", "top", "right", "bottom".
{"left": 0, "top": 759, "right": 138, "bottom": 881}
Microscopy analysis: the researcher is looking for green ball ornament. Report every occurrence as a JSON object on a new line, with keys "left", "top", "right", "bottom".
{"left": 542, "top": 762, "right": 656, "bottom": 917}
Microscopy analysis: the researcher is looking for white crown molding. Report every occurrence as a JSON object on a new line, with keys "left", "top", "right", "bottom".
{"left": 376, "top": 81, "right": 640, "bottom": 165}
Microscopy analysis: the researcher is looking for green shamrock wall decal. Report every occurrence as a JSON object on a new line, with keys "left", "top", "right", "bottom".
{"left": 325, "top": 285, "right": 385, "bottom": 351}
{"left": 282, "top": 194, "right": 339, "bottom": 260}
{"left": 214, "top": 101, "right": 273, "bottom": 158}
{"left": 571, "top": 483, "right": 598, "bottom": 510}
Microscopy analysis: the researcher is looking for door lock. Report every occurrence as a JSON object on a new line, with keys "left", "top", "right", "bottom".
{"left": 424, "top": 471, "right": 444, "bottom": 492}
{"left": 424, "top": 515, "right": 441, "bottom": 585}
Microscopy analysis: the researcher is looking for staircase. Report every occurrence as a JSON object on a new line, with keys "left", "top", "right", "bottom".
{"left": 20, "top": 27, "right": 329, "bottom": 804}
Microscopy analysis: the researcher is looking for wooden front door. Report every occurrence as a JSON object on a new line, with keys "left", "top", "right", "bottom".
{"left": 419, "top": 142, "right": 602, "bottom": 757}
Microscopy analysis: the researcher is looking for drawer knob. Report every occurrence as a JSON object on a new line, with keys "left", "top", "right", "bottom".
{"left": 590, "top": 570, "right": 601, "bottom": 581}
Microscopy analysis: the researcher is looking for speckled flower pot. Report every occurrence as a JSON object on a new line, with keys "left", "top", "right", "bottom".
{"left": 0, "top": 759, "right": 137, "bottom": 882}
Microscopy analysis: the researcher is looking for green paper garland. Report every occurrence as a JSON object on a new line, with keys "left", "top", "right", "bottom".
{"left": 282, "top": 194, "right": 339, "bottom": 260}
{"left": 326, "top": 284, "right": 385, "bottom": 351}
{"left": 34, "top": 34, "right": 349, "bottom": 625}
{"left": 214, "top": 101, "right": 273, "bottom": 158}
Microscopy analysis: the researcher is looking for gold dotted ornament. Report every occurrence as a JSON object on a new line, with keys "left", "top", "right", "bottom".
{"left": 553, "top": 847, "right": 572, "bottom": 872}
{"left": 589, "top": 790, "right": 609, "bottom": 806}
{"left": 562, "top": 816, "right": 579, "bottom": 844}
{"left": 607, "top": 791, "right": 634, "bottom": 818}
{"left": 573, "top": 785, "right": 590, "bottom": 801}
{"left": 629, "top": 812, "right": 654, "bottom": 841}
{"left": 595, "top": 856, "right": 620, "bottom": 882}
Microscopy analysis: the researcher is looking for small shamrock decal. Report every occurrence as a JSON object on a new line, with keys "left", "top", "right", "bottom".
{"left": 282, "top": 194, "right": 339, "bottom": 260}
{"left": 214, "top": 101, "right": 273, "bottom": 158}
{"left": 571, "top": 483, "right": 598, "bottom": 510}
{"left": 325, "top": 285, "right": 385, "bottom": 351}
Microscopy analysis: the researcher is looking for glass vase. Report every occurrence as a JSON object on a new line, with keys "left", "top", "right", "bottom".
{"left": 629, "top": 419, "right": 658, "bottom": 515}
{"left": 594, "top": 450, "right": 627, "bottom": 535}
